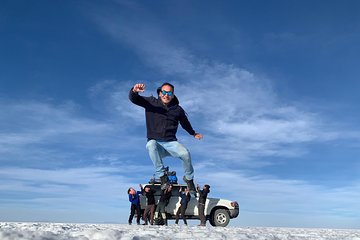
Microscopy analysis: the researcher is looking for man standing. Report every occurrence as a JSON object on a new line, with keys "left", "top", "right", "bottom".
{"left": 175, "top": 187, "right": 191, "bottom": 225}
{"left": 197, "top": 184, "right": 210, "bottom": 226}
{"left": 154, "top": 184, "right": 173, "bottom": 226}
{"left": 143, "top": 186, "right": 156, "bottom": 225}
{"left": 129, "top": 82, "right": 203, "bottom": 192}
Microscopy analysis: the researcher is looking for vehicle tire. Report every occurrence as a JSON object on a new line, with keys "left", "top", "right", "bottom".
{"left": 211, "top": 209, "right": 230, "bottom": 227}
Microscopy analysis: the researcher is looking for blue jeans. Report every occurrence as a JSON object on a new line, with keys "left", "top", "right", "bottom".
{"left": 146, "top": 140, "right": 194, "bottom": 180}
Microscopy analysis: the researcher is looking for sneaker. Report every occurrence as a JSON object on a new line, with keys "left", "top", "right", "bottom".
{"left": 182, "top": 176, "right": 196, "bottom": 192}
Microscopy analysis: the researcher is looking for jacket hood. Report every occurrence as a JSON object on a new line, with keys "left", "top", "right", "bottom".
{"left": 171, "top": 95, "right": 179, "bottom": 105}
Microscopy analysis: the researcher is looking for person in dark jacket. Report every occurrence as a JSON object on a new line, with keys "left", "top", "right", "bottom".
{"left": 143, "top": 186, "right": 156, "bottom": 225}
{"left": 175, "top": 187, "right": 191, "bottom": 225}
{"left": 127, "top": 184, "right": 143, "bottom": 225}
{"left": 197, "top": 184, "right": 210, "bottom": 226}
{"left": 129, "top": 82, "right": 203, "bottom": 192}
{"left": 154, "top": 184, "right": 173, "bottom": 225}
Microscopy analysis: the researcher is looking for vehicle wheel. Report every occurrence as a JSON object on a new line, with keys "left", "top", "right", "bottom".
{"left": 211, "top": 209, "right": 230, "bottom": 227}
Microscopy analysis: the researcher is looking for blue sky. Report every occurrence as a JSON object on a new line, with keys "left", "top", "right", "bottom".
{"left": 1, "top": 0, "right": 360, "bottom": 228}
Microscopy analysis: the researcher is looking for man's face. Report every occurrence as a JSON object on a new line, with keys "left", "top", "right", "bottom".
{"left": 159, "top": 85, "right": 174, "bottom": 105}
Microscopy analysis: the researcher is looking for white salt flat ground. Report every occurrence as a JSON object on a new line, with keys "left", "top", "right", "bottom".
{"left": 1, "top": 222, "right": 360, "bottom": 240}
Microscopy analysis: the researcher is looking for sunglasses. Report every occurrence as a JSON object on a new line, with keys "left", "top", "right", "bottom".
{"left": 161, "top": 90, "right": 173, "bottom": 96}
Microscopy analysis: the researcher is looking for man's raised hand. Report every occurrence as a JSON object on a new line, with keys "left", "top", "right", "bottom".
{"left": 194, "top": 133, "right": 203, "bottom": 140}
{"left": 132, "top": 83, "right": 146, "bottom": 93}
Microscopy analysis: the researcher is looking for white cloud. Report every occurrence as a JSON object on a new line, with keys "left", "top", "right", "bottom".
{"left": 88, "top": 79, "right": 146, "bottom": 125}
{"left": 0, "top": 99, "right": 149, "bottom": 170}
{"left": 0, "top": 100, "right": 111, "bottom": 144}
{"left": 0, "top": 166, "right": 143, "bottom": 223}
{"left": 195, "top": 169, "right": 360, "bottom": 227}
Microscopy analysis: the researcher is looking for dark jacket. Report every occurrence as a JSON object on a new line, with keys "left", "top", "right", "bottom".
{"left": 145, "top": 189, "right": 156, "bottom": 205}
{"left": 179, "top": 191, "right": 191, "bottom": 207}
{"left": 159, "top": 189, "right": 172, "bottom": 206}
{"left": 129, "top": 189, "right": 143, "bottom": 205}
{"left": 197, "top": 188, "right": 210, "bottom": 205}
{"left": 129, "top": 89, "right": 196, "bottom": 141}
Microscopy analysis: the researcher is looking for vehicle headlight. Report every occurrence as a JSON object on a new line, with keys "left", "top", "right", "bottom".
{"left": 231, "top": 201, "right": 239, "bottom": 208}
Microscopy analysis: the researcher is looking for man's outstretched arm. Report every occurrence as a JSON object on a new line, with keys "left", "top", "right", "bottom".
{"left": 129, "top": 83, "right": 148, "bottom": 107}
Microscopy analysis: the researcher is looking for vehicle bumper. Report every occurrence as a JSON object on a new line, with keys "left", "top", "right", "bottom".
{"left": 229, "top": 208, "right": 239, "bottom": 218}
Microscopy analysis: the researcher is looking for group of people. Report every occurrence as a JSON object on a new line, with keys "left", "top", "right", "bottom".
{"left": 128, "top": 82, "right": 211, "bottom": 226}
{"left": 128, "top": 183, "right": 210, "bottom": 226}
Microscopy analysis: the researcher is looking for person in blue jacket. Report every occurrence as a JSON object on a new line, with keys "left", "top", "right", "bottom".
{"left": 129, "top": 82, "right": 203, "bottom": 192}
{"left": 127, "top": 184, "right": 143, "bottom": 225}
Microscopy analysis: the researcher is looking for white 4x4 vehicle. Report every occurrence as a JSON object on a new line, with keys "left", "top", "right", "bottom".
{"left": 140, "top": 183, "right": 239, "bottom": 227}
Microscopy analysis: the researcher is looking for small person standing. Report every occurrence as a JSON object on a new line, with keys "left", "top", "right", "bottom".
{"left": 154, "top": 184, "right": 173, "bottom": 226}
{"left": 143, "top": 186, "right": 156, "bottom": 225}
{"left": 197, "top": 184, "right": 210, "bottom": 226}
{"left": 127, "top": 184, "right": 143, "bottom": 225}
{"left": 175, "top": 187, "right": 191, "bottom": 225}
